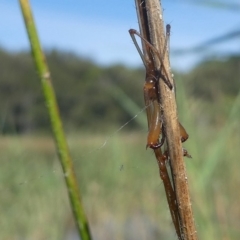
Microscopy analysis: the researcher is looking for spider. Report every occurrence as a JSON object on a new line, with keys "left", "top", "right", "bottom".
{"left": 129, "top": 25, "right": 188, "bottom": 150}
{"left": 129, "top": 24, "right": 190, "bottom": 240}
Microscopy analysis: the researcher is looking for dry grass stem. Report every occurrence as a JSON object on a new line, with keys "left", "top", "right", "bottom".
{"left": 133, "top": 0, "right": 198, "bottom": 239}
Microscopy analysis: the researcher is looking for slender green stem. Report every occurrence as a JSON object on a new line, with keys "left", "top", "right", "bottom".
{"left": 18, "top": 1, "right": 92, "bottom": 239}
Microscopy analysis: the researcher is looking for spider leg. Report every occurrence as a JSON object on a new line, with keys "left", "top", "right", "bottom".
{"left": 129, "top": 29, "right": 173, "bottom": 90}
{"left": 154, "top": 148, "right": 183, "bottom": 240}
{"left": 156, "top": 24, "right": 173, "bottom": 90}
{"left": 129, "top": 29, "right": 148, "bottom": 69}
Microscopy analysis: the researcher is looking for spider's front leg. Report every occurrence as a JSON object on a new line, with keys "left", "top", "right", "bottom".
{"left": 129, "top": 29, "right": 173, "bottom": 90}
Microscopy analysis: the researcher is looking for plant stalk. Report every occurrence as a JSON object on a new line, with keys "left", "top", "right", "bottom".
{"left": 134, "top": 0, "right": 198, "bottom": 239}
{"left": 18, "top": 1, "right": 92, "bottom": 239}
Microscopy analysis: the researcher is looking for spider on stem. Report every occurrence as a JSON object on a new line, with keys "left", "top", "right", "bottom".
{"left": 129, "top": 24, "right": 191, "bottom": 240}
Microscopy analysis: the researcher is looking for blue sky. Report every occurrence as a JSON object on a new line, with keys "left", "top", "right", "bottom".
{"left": 1, "top": 0, "right": 240, "bottom": 71}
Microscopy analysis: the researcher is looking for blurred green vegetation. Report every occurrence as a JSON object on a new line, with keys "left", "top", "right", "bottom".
{"left": 1, "top": 47, "right": 239, "bottom": 134}
{"left": 1, "top": 47, "right": 240, "bottom": 239}
{"left": 1, "top": 126, "right": 240, "bottom": 239}
{"left": 0, "top": 48, "right": 145, "bottom": 134}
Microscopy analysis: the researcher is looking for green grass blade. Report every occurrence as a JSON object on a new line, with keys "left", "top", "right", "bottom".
{"left": 18, "top": 1, "right": 92, "bottom": 239}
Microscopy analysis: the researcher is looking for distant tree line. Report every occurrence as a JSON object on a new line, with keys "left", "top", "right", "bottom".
{"left": 0, "top": 47, "right": 239, "bottom": 134}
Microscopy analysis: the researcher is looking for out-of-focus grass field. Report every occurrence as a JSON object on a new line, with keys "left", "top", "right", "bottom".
{"left": 1, "top": 80, "right": 240, "bottom": 240}
{"left": 1, "top": 126, "right": 240, "bottom": 239}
